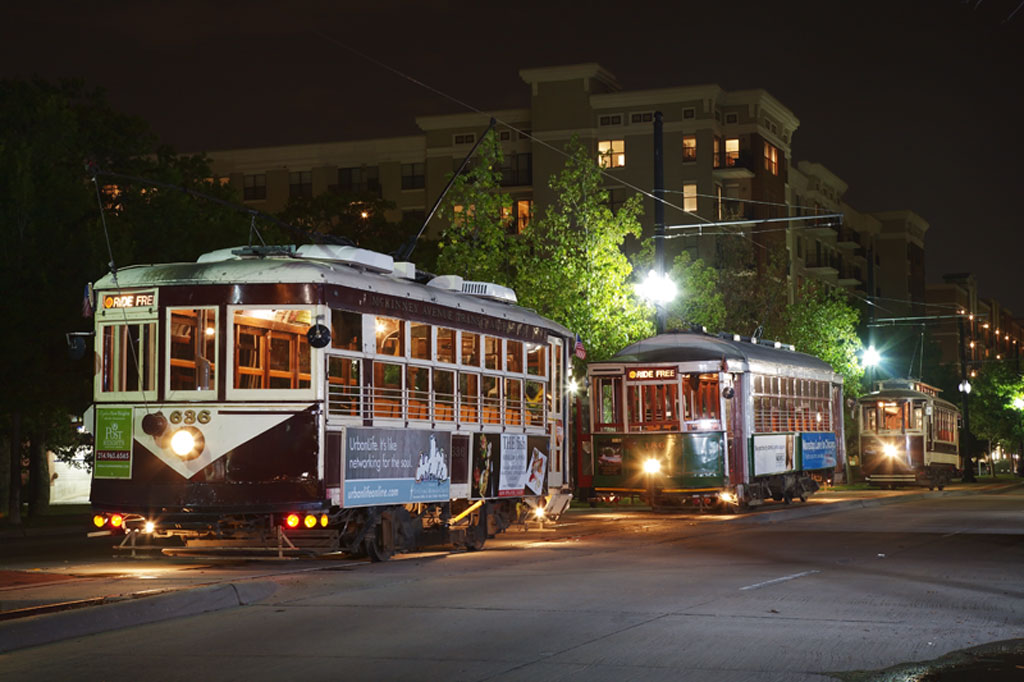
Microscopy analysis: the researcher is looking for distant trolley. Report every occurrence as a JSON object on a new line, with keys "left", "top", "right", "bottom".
{"left": 857, "top": 379, "right": 960, "bottom": 490}
{"left": 583, "top": 331, "right": 845, "bottom": 510}
{"left": 85, "top": 244, "right": 573, "bottom": 559}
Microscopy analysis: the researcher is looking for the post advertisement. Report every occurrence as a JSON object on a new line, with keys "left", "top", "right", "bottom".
{"left": 94, "top": 407, "right": 133, "bottom": 479}
{"left": 344, "top": 428, "right": 451, "bottom": 507}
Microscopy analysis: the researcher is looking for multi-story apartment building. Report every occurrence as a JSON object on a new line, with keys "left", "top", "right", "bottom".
{"left": 926, "top": 274, "right": 1024, "bottom": 380}
{"left": 205, "top": 62, "right": 925, "bottom": 311}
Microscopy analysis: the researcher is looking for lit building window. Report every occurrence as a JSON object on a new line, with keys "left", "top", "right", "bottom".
{"left": 683, "top": 184, "right": 698, "bottom": 213}
{"left": 243, "top": 174, "right": 266, "bottom": 201}
{"left": 725, "top": 138, "right": 740, "bottom": 166}
{"left": 516, "top": 199, "right": 533, "bottom": 233}
{"left": 764, "top": 142, "right": 779, "bottom": 176}
{"left": 598, "top": 139, "right": 626, "bottom": 168}
{"left": 682, "top": 136, "right": 697, "bottom": 162}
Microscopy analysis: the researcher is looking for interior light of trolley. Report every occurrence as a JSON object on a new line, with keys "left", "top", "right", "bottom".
{"left": 285, "top": 513, "right": 300, "bottom": 528}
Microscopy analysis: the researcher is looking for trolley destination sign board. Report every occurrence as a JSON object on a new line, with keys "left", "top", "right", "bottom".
{"left": 93, "top": 407, "right": 133, "bottom": 479}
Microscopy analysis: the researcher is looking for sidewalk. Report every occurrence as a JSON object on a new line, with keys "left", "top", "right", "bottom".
{"left": 0, "top": 506, "right": 93, "bottom": 540}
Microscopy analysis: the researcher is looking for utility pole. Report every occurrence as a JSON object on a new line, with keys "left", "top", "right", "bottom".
{"left": 653, "top": 111, "right": 665, "bottom": 334}
{"left": 958, "top": 315, "right": 976, "bottom": 482}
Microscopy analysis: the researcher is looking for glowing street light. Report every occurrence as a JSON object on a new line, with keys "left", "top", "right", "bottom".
{"left": 862, "top": 346, "right": 881, "bottom": 369}
{"left": 634, "top": 270, "right": 677, "bottom": 305}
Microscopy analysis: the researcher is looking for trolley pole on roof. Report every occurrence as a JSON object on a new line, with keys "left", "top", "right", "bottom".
{"left": 653, "top": 111, "right": 666, "bottom": 334}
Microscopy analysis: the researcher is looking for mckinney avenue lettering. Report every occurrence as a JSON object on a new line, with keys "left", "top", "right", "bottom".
{"left": 329, "top": 285, "right": 549, "bottom": 343}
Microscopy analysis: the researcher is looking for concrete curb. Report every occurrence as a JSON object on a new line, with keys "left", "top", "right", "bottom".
{"left": 0, "top": 580, "right": 276, "bottom": 654}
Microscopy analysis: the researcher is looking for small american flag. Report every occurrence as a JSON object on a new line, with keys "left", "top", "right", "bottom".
{"left": 574, "top": 334, "right": 586, "bottom": 360}
{"left": 82, "top": 282, "right": 94, "bottom": 318}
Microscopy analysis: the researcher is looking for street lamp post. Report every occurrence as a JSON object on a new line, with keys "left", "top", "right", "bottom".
{"left": 1012, "top": 396, "right": 1024, "bottom": 478}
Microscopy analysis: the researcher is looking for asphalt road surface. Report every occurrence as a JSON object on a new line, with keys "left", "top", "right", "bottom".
{"left": 1, "top": 485, "right": 1022, "bottom": 681}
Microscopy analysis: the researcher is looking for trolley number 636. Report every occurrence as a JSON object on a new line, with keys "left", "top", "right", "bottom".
{"left": 169, "top": 410, "right": 211, "bottom": 425}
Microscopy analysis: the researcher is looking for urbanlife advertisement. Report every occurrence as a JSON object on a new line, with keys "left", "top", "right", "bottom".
{"left": 343, "top": 428, "right": 451, "bottom": 507}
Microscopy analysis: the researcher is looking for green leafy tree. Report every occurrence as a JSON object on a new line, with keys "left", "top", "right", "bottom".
{"left": 515, "top": 138, "right": 652, "bottom": 365}
{"left": 435, "top": 131, "right": 517, "bottom": 285}
{"left": 969, "top": 360, "right": 1024, "bottom": 461}
{"left": 779, "top": 282, "right": 865, "bottom": 398}
{"left": 275, "top": 190, "right": 413, "bottom": 255}
{"left": 0, "top": 79, "right": 246, "bottom": 521}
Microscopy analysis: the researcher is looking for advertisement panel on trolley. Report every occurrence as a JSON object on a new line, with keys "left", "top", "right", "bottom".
{"left": 343, "top": 428, "right": 451, "bottom": 507}
{"left": 800, "top": 432, "right": 838, "bottom": 470}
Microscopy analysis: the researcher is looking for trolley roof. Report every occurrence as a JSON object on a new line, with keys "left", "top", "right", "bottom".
{"left": 860, "top": 381, "right": 960, "bottom": 412}
{"left": 601, "top": 332, "right": 841, "bottom": 382}
{"left": 92, "top": 247, "right": 573, "bottom": 339}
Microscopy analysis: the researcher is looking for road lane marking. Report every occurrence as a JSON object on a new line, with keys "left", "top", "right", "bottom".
{"left": 740, "top": 569, "right": 821, "bottom": 591}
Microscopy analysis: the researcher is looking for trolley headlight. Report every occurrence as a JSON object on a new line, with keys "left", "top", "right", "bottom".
{"left": 882, "top": 443, "right": 899, "bottom": 458}
{"left": 144, "top": 521, "right": 156, "bottom": 534}
{"left": 643, "top": 458, "right": 662, "bottom": 474}
{"left": 169, "top": 426, "right": 205, "bottom": 460}
{"left": 720, "top": 491, "right": 737, "bottom": 504}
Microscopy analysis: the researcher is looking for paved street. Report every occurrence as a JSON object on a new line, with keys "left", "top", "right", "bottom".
{"left": 1, "top": 484, "right": 1022, "bottom": 681}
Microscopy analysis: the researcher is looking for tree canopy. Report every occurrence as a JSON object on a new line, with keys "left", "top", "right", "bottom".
{"left": 0, "top": 78, "right": 247, "bottom": 518}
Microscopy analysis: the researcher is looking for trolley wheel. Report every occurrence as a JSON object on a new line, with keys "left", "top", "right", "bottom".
{"left": 937, "top": 483, "right": 945, "bottom": 491}
{"left": 799, "top": 494, "right": 807, "bottom": 503}
{"left": 365, "top": 509, "right": 397, "bottom": 562}
{"left": 783, "top": 491, "right": 793, "bottom": 505}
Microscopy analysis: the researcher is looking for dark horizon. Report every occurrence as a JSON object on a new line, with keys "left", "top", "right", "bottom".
{"left": 2, "top": 0, "right": 1021, "bottom": 312}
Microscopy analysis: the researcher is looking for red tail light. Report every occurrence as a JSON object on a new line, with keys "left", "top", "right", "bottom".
{"left": 285, "top": 513, "right": 300, "bottom": 528}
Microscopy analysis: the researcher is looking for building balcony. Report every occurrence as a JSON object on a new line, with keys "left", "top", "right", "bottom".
{"left": 712, "top": 151, "right": 755, "bottom": 179}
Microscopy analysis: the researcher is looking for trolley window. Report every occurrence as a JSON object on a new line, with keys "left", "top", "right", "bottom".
{"left": 505, "top": 378, "right": 523, "bottom": 425}
{"left": 526, "top": 343, "right": 546, "bottom": 377}
{"left": 482, "top": 375, "right": 500, "bottom": 423}
{"left": 168, "top": 308, "right": 217, "bottom": 395}
{"left": 327, "top": 356, "right": 361, "bottom": 417}
{"left": 627, "top": 383, "right": 679, "bottom": 431}
{"left": 233, "top": 309, "right": 312, "bottom": 390}
{"left": 410, "top": 322, "right": 431, "bottom": 360}
{"left": 484, "top": 336, "right": 501, "bottom": 370}
{"left": 434, "top": 369, "right": 455, "bottom": 421}
{"left": 437, "top": 327, "right": 456, "bottom": 364}
{"left": 593, "top": 376, "right": 623, "bottom": 432}
{"left": 459, "top": 372, "right": 480, "bottom": 423}
{"left": 461, "top": 332, "right": 480, "bottom": 366}
{"left": 373, "top": 361, "right": 403, "bottom": 419}
{"left": 99, "top": 321, "right": 157, "bottom": 395}
{"left": 375, "top": 317, "right": 404, "bottom": 356}
{"left": 331, "top": 309, "right": 362, "bottom": 352}
{"left": 525, "top": 380, "right": 545, "bottom": 426}
{"left": 681, "top": 373, "right": 720, "bottom": 424}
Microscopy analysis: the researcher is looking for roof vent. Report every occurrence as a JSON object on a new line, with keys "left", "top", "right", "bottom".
{"left": 295, "top": 244, "right": 393, "bottom": 274}
{"left": 461, "top": 280, "right": 517, "bottom": 304}
{"left": 427, "top": 274, "right": 464, "bottom": 291}
{"left": 392, "top": 262, "right": 416, "bottom": 280}
{"left": 197, "top": 246, "right": 246, "bottom": 263}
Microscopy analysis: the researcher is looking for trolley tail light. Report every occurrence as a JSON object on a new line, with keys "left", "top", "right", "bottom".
{"left": 285, "top": 513, "right": 300, "bottom": 529}
{"left": 303, "top": 514, "right": 317, "bottom": 529}
{"left": 109, "top": 514, "right": 124, "bottom": 528}
{"left": 92, "top": 515, "right": 106, "bottom": 528}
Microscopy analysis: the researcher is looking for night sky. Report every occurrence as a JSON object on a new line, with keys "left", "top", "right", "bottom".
{"left": 3, "top": 1, "right": 1022, "bottom": 310}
